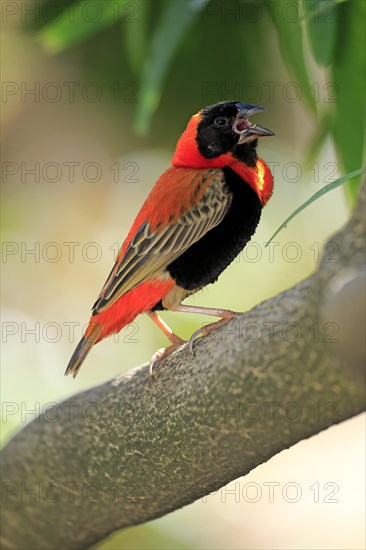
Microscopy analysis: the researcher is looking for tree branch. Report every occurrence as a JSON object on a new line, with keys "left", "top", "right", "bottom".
{"left": 1, "top": 184, "right": 365, "bottom": 550}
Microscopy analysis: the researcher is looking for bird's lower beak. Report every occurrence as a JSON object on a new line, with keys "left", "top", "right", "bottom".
{"left": 233, "top": 104, "right": 274, "bottom": 144}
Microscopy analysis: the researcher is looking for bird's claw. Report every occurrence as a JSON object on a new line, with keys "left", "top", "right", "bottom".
{"left": 149, "top": 348, "right": 166, "bottom": 376}
{"left": 149, "top": 339, "right": 186, "bottom": 377}
{"left": 189, "top": 328, "right": 203, "bottom": 355}
{"left": 189, "top": 313, "right": 239, "bottom": 355}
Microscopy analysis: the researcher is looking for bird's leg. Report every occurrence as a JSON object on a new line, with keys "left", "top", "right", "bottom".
{"left": 147, "top": 311, "right": 186, "bottom": 375}
{"left": 172, "top": 304, "right": 239, "bottom": 354}
{"left": 147, "top": 311, "right": 186, "bottom": 345}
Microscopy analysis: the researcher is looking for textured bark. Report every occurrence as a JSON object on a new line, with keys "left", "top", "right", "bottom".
{"left": 1, "top": 185, "right": 365, "bottom": 550}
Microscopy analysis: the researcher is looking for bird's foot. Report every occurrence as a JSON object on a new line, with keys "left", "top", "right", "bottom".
{"left": 149, "top": 337, "right": 186, "bottom": 376}
{"left": 189, "top": 311, "right": 238, "bottom": 355}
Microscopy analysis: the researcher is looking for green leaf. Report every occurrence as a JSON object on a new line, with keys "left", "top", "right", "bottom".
{"left": 39, "top": 0, "right": 120, "bottom": 53}
{"left": 300, "top": 0, "right": 349, "bottom": 22}
{"left": 331, "top": 0, "right": 366, "bottom": 206}
{"left": 265, "top": 167, "right": 366, "bottom": 246}
{"left": 305, "top": 111, "right": 333, "bottom": 166}
{"left": 266, "top": 0, "right": 315, "bottom": 111}
{"left": 135, "top": 0, "right": 209, "bottom": 135}
{"left": 303, "top": 0, "right": 337, "bottom": 66}
{"left": 122, "top": 0, "right": 150, "bottom": 77}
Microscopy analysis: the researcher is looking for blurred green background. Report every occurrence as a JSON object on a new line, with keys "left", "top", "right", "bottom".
{"left": 1, "top": 0, "right": 365, "bottom": 548}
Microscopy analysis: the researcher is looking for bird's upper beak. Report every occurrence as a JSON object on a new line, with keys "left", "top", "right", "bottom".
{"left": 233, "top": 103, "right": 274, "bottom": 144}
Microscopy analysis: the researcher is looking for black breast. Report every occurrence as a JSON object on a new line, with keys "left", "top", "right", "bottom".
{"left": 166, "top": 166, "right": 262, "bottom": 291}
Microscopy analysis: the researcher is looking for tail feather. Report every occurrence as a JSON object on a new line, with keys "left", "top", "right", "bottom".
{"left": 65, "top": 333, "right": 97, "bottom": 378}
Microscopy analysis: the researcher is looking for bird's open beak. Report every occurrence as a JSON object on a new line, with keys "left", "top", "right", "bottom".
{"left": 233, "top": 103, "right": 274, "bottom": 144}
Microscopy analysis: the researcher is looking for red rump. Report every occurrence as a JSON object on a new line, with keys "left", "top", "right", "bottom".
{"left": 86, "top": 276, "right": 175, "bottom": 343}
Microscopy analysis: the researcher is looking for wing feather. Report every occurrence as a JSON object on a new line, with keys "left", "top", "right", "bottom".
{"left": 93, "top": 169, "right": 231, "bottom": 313}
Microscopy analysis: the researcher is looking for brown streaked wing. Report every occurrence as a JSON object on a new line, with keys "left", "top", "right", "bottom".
{"left": 93, "top": 170, "right": 231, "bottom": 314}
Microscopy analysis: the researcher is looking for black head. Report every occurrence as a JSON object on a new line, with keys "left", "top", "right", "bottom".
{"left": 196, "top": 101, "right": 274, "bottom": 167}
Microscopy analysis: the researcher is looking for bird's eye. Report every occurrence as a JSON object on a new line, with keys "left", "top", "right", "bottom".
{"left": 214, "top": 116, "right": 229, "bottom": 127}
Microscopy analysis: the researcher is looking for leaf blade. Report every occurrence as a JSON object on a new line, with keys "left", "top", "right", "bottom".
{"left": 303, "top": 0, "right": 337, "bottom": 66}
{"left": 265, "top": 167, "right": 366, "bottom": 246}
{"left": 266, "top": 1, "right": 315, "bottom": 111}
{"left": 122, "top": 0, "right": 149, "bottom": 76}
{"left": 135, "top": 0, "right": 209, "bottom": 134}
{"left": 331, "top": 0, "right": 366, "bottom": 206}
{"left": 39, "top": 0, "right": 120, "bottom": 53}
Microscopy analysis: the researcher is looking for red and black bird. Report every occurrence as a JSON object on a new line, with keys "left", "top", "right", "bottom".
{"left": 66, "top": 101, "right": 274, "bottom": 377}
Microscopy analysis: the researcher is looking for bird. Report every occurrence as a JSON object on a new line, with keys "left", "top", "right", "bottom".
{"left": 65, "top": 101, "right": 274, "bottom": 378}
